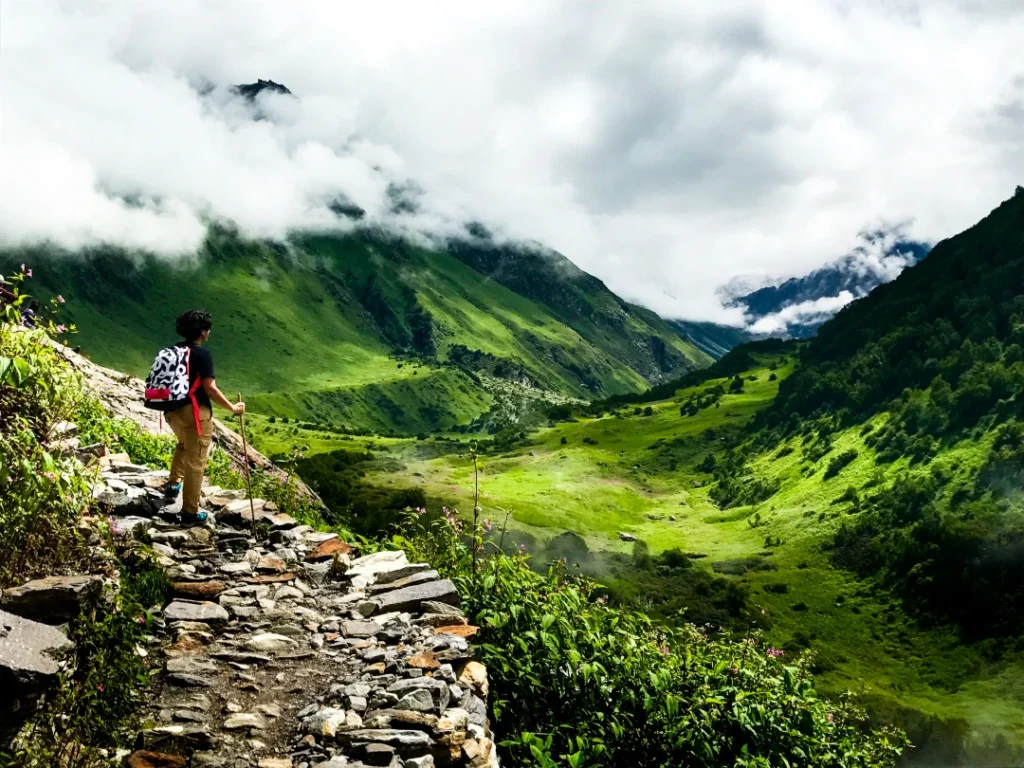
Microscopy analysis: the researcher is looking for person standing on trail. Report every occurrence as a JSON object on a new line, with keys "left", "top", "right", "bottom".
{"left": 158, "top": 310, "right": 245, "bottom": 524}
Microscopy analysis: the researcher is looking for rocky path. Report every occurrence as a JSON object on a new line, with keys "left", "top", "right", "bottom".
{"left": 100, "top": 460, "right": 499, "bottom": 768}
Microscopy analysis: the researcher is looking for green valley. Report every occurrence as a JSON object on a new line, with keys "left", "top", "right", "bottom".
{"left": 9, "top": 190, "right": 1024, "bottom": 765}
{"left": 4, "top": 228, "right": 710, "bottom": 435}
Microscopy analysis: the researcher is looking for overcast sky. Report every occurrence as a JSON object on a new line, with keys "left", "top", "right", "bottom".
{"left": 2, "top": 0, "right": 1023, "bottom": 325}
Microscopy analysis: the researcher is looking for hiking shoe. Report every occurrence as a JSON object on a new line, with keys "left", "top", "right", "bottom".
{"left": 163, "top": 482, "right": 182, "bottom": 501}
{"left": 179, "top": 510, "right": 208, "bottom": 526}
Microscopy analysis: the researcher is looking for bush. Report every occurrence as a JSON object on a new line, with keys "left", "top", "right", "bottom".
{"left": 0, "top": 297, "right": 91, "bottom": 586}
{"left": 397, "top": 510, "right": 908, "bottom": 767}
{"left": 824, "top": 449, "right": 858, "bottom": 480}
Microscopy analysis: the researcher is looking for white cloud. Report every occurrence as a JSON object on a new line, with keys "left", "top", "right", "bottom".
{"left": 747, "top": 292, "right": 857, "bottom": 336}
{"left": 1, "top": 0, "right": 1022, "bottom": 321}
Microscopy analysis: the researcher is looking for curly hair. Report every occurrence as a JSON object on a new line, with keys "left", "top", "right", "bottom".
{"left": 175, "top": 309, "right": 212, "bottom": 341}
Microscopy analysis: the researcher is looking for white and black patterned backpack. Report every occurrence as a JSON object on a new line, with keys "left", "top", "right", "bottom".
{"left": 144, "top": 345, "right": 196, "bottom": 412}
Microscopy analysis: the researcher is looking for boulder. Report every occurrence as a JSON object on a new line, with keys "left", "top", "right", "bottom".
{"left": 0, "top": 574, "right": 103, "bottom": 624}
{"left": 618, "top": 532, "right": 638, "bottom": 542}
{"left": 0, "top": 608, "right": 75, "bottom": 741}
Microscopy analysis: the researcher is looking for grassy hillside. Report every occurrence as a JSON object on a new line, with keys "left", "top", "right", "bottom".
{"left": 3, "top": 227, "right": 712, "bottom": 433}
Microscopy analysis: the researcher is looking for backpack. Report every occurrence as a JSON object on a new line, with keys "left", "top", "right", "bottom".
{"left": 144, "top": 345, "right": 201, "bottom": 416}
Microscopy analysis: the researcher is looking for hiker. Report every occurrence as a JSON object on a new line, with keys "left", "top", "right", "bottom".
{"left": 20, "top": 299, "right": 39, "bottom": 328}
{"left": 146, "top": 310, "right": 245, "bottom": 524}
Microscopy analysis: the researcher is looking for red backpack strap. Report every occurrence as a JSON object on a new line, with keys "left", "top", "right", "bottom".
{"left": 185, "top": 346, "right": 203, "bottom": 436}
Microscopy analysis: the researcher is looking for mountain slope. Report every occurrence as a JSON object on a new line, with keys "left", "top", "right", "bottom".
{"left": 733, "top": 233, "right": 930, "bottom": 338}
{"left": 3, "top": 227, "right": 711, "bottom": 433}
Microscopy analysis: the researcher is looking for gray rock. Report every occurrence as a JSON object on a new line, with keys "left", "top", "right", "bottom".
{"left": 372, "top": 563, "right": 434, "bottom": 586}
{"left": 139, "top": 724, "right": 215, "bottom": 752}
{"left": 618, "top": 532, "right": 638, "bottom": 542}
{"left": 223, "top": 712, "right": 264, "bottom": 730}
{"left": 338, "top": 728, "right": 432, "bottom": 752}
{"left": 97, "top": 488, "right": 158, "bottom": 517}
{"left": 366, "top": 570, "right": 440, "bottom": 596}
{"left": 0, "top": 574, "right": 103, "bottom": 624}
{"left": 342, "top": 620, "right": 383, "bottom": 638}
{"left": 387, "top": 678, "right": 449, "bottom": 713}
{"left": 405, "top": 757, "right": 435, "bottom": 768}
{"left": 394, "top": 689, "right": 435, "bottom": 713}
{"left": 164, "top": 601, "right": 230, "bottom": 627}
{"left": 245, "top": 633, "right": 297, "bottom": 652}
{"left": 0, "top": 609, "right": 75, "bottom": 741}
{"left": 166, "top": 673, "right": 215, "bottom": 688}
{"left": 363, "top": 580, "right": 460, "bottom": 617}
{"left": 420, "top": 601, "right": 463, "bottom": 616}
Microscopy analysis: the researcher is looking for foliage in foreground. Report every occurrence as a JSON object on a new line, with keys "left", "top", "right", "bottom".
{"left": 0, "top": 279, "right": 90, "bottom": 586}
{"left": 397, "top": 508, "right": 908, "bottom": 768}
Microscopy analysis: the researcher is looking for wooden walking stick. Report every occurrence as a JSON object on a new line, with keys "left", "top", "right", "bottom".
{"left": 236, "top": 393, "right": 256, "bottom": 538}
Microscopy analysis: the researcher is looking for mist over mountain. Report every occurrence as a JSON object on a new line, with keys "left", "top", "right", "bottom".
{"left": 730, "top": 229, "right": 931, "bottom": 338}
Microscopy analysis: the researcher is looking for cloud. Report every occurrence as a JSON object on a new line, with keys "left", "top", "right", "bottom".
{"left": 1, "top": 0, "right": 1023, "bottom": 321}
{"left": 747, "top": 292, "right": 857, "bottom": 335}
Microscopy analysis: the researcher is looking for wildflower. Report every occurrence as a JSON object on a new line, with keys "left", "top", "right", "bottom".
{"left": 827, "top": 712, "right": 834, "bottom": 724}
{"left": 482, "top": 518, "right": 493, "bottom": 532}
{"left": 415, "top": 506, "right": 427, "bottom": 516}
{"left": 766, "top": 647, "right": 784, "bottom": 658}
{"left": 56, "top": 324, "right": 66, "bottom": 333}
{"left": 659, "top": 645, "right": 670, "bottom": 657}
{"left": 519, "top": 544, "right": 527, "bottom": 553}
{"left": 96, "top": 684, "right": 104, "bottom": 692}
{"left": 136, "top": 615, "right": 146, "bottom": 624}
{"left": 760, "top": 608, "right": 766, "bottom": 615}
{"left": 56, "top": 294, "right": 65, "bottom": 304}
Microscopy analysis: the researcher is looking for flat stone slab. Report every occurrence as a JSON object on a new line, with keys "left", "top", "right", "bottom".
{"left": 163, "top": 601, "right": 230, "bottom": 627}
{"left": 0, "top": 607, "right": 74, "bottom": 685}
{"left": 364, "top": 579, "right": 460, "bottom": 617}
{"left": 0, "top": 574, "right": 103, "bottom": 624}
{"left": 367, "top": 569, "right": 439, "bottom": 596}
{"left": 342, "top": 620, "right": 383, "bottom": 638}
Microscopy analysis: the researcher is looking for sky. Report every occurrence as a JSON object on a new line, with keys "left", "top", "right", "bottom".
{"left": 2, "top": 0, "right": 1023, "bottom": 326}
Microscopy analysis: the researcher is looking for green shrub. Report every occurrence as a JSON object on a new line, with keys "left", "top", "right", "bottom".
{"left": 824, "top": 449, "right": 858, "bottom": 480}
{"left": 396, "top": 509, "right": 907, "bottom": 768}
{"left": 0, "top": 298, "right": 91, "bottom": 586}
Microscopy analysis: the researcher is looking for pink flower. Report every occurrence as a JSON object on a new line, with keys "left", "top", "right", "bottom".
{"left": 56, "top": 324, "right": 66, "bottom": 334}
{"left": 415, "top": 506, "right": 426, "bottom": 516}
{"left": 96, "top": 684, "right": 104, "bottom": 692}
{"left": 482, "top": 519, "right": 493, "bottom": 532}
{"left": 659, "top": 645, "right": 670, "bottom": 657}
{"left": 56, "top": 295, "right": 65, "bottom": 304}
{"left": 766, "top": 647, "right": 784, "bottom": 658}
{"left": 20, "top": 264, "right": 32, "bottom": 278}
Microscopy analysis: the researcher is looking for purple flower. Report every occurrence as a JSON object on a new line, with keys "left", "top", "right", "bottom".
{"left": 766, "top": 647, "right": 784, "bottom": 658}
{"left": 96, "top": 684, "right": 104, "bottom": 692}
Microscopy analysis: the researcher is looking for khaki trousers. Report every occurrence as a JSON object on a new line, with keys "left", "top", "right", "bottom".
{"left": 166, "top": 404, "right": 213, "bottom": 515}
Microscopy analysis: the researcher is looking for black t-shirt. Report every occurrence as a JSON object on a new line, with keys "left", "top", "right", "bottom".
{"left": 173, "top": 341, "right": 214, "bottom": 410}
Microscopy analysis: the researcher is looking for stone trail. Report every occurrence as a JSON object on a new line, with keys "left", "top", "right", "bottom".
{"left": 2, "top": 457, "right": 499, "bottom": 768}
